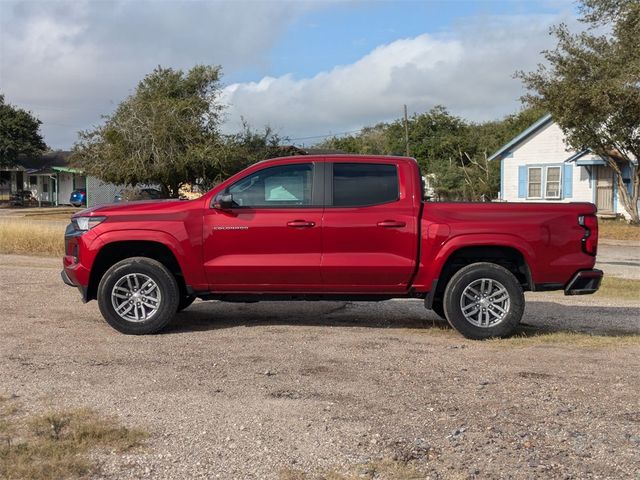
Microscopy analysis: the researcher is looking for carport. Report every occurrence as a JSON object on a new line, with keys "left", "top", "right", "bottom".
{"left": 52, "top": 166, "right": 87, "bottom": 206}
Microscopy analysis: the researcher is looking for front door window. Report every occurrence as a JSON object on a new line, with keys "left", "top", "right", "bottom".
{"left": 225, "top": 163, "right": 313, "bottom": 208}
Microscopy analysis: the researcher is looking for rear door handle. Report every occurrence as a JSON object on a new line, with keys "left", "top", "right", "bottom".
{"left": 287, "top": 220, "right": 316, "bottom": 228}
{"left": 377, "top": 220, "right": 406, "bottom": 228}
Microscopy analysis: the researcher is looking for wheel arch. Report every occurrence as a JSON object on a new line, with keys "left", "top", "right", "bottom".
{"left": 427, "top": 243, "right": 533, "bottom": 308}
{"left": 87, "top": 239, "right": 188, "bottom": 302}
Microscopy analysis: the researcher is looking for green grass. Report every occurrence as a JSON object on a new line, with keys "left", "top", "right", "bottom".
{"left": 0, "top": 395, "right": 147, "bottom": 480}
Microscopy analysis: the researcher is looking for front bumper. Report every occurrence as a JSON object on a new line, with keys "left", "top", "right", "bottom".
{"left": 62, "top": 221, "right": 91, "bottom": 302}
{"left": 61, "top": 268, "right": 89, "bottom": 302}
{"left": 62, "top": 250, "right": 90, "bottom": 302}
{"left": 564, "top": 269, "right": 603, "bottom": 295}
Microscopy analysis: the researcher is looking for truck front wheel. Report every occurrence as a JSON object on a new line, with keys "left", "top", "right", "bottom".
{"left": 178, "top": 295, "right": 196, "bottom": 312}
{"left": 443, "top": 262, "right": 524, "bottom": 340}
{"left": 430, "top": 300, "right": 446, "bottom": 320}
{"left": 97, "top": 257, "right": 179, "bottom": 334}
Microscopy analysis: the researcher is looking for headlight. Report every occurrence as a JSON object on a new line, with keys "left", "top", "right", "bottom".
{"left": 73, "top": 216, "right": 106, "bottom": 231}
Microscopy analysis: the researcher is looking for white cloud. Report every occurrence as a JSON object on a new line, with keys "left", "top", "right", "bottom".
{"left": 0, "top": 1, "right": 578, "bottom": 149}
{"left": 0, "top": 0, "right": 317, "bottom": 148}
{"left": 222, "top": 13, "right": 576, "bottom": 143}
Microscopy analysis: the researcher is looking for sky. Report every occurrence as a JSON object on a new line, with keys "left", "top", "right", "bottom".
{"left": 0, "top": 0, "right": 578, "bottom": 150}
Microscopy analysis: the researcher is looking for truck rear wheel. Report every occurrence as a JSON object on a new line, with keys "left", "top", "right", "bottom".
{"left": 443, "top": 262, "right": 524, "bottom": 340}
{"left": 97, "top": 257, "right": 179, "bottom": 334}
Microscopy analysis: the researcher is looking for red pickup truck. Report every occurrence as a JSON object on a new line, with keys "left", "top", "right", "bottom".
{"left": 62, "top": 155, "right": 602, "bottom": 339}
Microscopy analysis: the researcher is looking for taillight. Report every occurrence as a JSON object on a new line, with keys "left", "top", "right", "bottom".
{"left": 578, "top": 214, "right": 598, "bottom": 256}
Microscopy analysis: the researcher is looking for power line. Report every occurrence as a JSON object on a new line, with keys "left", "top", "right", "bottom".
{"left": 288, "top": 128, "right": 364, "bottom": 142}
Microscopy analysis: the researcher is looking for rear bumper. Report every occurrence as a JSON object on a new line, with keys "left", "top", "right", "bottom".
{"left": 564, "top": 269, "right": 603, "bottom": 295}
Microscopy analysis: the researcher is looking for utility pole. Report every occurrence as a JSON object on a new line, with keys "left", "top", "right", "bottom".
{"left": 403, "top": 104, "right": 410, "bottom": 157}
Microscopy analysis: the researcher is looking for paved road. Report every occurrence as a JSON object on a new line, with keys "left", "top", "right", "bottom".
{"left": 597, "top": 242, "right": 640, "bottom": 280}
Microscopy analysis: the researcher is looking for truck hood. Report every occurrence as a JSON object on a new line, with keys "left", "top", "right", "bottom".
{"left": 72, "top": 199, "right": 186, "bottom": 218}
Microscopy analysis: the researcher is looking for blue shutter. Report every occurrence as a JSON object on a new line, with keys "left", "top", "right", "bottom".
{"left": 563, "top": 164, "right": 573, "bottom": 198}
{"left": 518, "top": 166, "right": 527, "bottom": 198}
{"left": 621, "top": 164, "right": 632, "bottom": 195}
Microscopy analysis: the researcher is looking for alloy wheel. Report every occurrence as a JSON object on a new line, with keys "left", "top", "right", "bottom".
{"left": 459, "top": 278, "right": 511, "bottom": 328}
{"left": 111, "top": 273, "right": 162, "bottom": 322}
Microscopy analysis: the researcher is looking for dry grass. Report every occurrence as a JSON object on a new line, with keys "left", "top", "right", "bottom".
{"left": 0, "top": 207, "right": 79, "bottom": 222}
{"left": 0, "top": 395, "right": 147, "bottom": 480}
{"left": 23, "top": 212, "right": 77, "bottom": 221}
{"left": 599, "top": 218, "right": 640, "bottom": 241}
{"left": 538, "top": 276, "right": 640, "bottom": 300}
{"left": 594, "top": 276, "right": 640, "bottom": 300}
{"left": 494, "top": 330, "right": 640, "bottom": 348}
{"left": 279, "top": 458, "right": 423, "bottom": 480}
{"left": 0, "top": 219, "right": 65, "bottom": 256}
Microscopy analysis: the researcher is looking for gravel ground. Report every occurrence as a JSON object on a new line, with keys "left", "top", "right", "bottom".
{"left": 1, "top": 254, "right": 639, "bottom": 479}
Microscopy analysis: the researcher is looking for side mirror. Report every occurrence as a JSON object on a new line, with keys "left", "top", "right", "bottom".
{"left": 213, "top": 194, "right": 234, "bottom": 210}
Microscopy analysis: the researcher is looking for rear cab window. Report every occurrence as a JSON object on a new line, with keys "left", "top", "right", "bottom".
{"left": 331, "top": 163, "right": 399, "bottom": 207}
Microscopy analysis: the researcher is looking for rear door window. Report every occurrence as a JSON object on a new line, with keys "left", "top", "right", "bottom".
{"left": 332, "top": 163, "right": 399, "bottom": 207}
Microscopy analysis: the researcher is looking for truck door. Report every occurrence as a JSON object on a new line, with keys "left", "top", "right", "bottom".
{"left": 203, "top": 162, "right": 324, "bottom": 291}
{"left": 321, "top": 161, "right": 418, "bottom": 292}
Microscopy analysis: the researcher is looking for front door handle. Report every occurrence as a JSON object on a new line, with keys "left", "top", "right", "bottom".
{"left": 377, "top": 220, "right": 406, "bottom": 228}
{"left": 287, "top": 220, "right": 316, "bottom": 228}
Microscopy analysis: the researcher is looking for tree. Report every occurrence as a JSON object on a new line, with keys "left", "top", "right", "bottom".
{"left": 0, "top": 95, "right": 47, "bottom": 167}
{"left": 72, "top": 65, "right": 224, "bottom": 197}
{"left": 198, "top": 122, "right": 290, "bottom": 191}
{"left": 319, "top": 124, "right": 390, "bottom": 155}
{"left": 317, "top": 105, "right": 545, "bottom": 201}
{"left": 517, "top": 0, "right": 640, "bottom": 223}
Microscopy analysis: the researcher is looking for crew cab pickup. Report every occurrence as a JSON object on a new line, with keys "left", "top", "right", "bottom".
{"left": 62, "top": 155, "right": 602, "bottom": 339}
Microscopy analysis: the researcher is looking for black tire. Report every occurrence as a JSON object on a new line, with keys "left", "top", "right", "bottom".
{"left": 430, "top": 300, "right": 446, "bottom": 320}
{"left": 443, "top": 262, "right": 524, "bottom": 340}
{"left": 177, "top": 295, "right": 196, "bottom": 312}
{"left": 97, "top": 257, "right": 179, "bottom": 334}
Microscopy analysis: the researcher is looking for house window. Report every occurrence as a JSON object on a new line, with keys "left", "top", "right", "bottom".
{"left": 29, "top": 176, "right": 37, "bottom": 186}
{"left": 42, "top": 181, "right": 48, "bottom": 193}
{"left": 545, "top": 166, "right": 561, "bottom": 199}
{"left": 527, "top": 167, "right": 542, "bottom": 199}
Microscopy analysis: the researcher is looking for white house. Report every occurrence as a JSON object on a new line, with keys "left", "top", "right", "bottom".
{"left": 489, "top": 114, "right": 637, "bottom": 220}
{"left": 0, "top": 151, "right": 121, "bottom": 207}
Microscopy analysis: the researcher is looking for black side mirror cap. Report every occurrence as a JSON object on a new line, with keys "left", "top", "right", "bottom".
{"left": 213, "top": 194, "right": 234, "bottom": 210}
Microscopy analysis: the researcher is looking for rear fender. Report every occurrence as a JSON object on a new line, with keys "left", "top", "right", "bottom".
{"left": 413, "top": 233, "right": 536, "bottom": 292}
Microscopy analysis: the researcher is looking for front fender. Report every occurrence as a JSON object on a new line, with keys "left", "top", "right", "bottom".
{"left": 87, "top": 229, "right": 206, "bottom": 289}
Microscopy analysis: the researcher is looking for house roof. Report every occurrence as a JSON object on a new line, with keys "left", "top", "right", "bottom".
{"left": 564, "top": 149, "right": 592, "bottom": 163}
{"left": 563, "top": 149, "right": 605, "bottom": 165}
{"left": 15, "top": 151, "right": 72, "bottom": 170}
{"left": 487, "top": 113, "right": 553, "bottom": 161}
{"left": 52, "top": 165, "right": 83, "bottom": 174}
